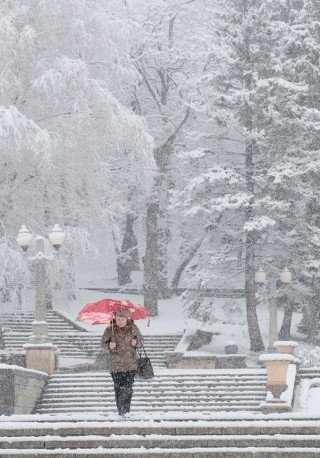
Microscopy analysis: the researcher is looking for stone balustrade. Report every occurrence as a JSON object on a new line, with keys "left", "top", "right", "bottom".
{"left": 0, "top": 364, "right": 47, "bottom": 415}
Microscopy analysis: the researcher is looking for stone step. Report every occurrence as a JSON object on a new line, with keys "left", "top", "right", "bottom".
{"left": 4, "top": 433, "right": 320, "bottom": 450}
{"left": 39, "top": 396, "right": 263, "bottom": 404}
{"left": 3, "top": 336, "right": 179, "bottom": 345}
{"left": 3, "top": 331, "right": 180, "bottom": 338}
{"left": 41, "top": 395, "right": 265, "bottom": 402}
{"left": 45, "top": 382, "right": 265, "bottom": 390}
{"left": 297, "top": 370, "right": 320, "bottom": 378}
{"left": 49, "top": 369, "right": 266, "bottom": 376}
{"left": 43, "top": 388, "right": 265, "bottom": 395}
{"left": 35, "top": 405, "right": 261, "bottom": 413}
{"left": 2, "top": 324, "right": 66, "bottom": 328}
{"left": 3, "top": 332, "right": 178, "bottom": 339}
{"left": 3, "top": 420, "right": 320, "bottom": 437}
{"left": 36, "top": 405, "right": 263, "bottom": 412}
{"left": 48, "top": 372, "right": 266, "bottom": 378}
{"left": 48, "top": 374, "right": 266, "bottom": 381}
{"left": 0, "top": 448, "right": 319, "bottom": 457}
{"left": 44, "top": 379, "right": 266, "bottom": 387}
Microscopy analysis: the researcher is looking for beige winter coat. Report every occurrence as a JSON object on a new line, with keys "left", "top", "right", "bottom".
{"left": 101, "top": 320, "right": 143, "bottom": 373}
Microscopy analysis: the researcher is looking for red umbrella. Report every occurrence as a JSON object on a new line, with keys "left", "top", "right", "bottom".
{"left": 77, "top": 297, "right": 150, "bottom": 325}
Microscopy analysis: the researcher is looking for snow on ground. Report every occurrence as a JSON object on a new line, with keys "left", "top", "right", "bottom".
{"left": 55, "top": 289, "right": 186, "bottom": 336}
{"left": 302, "top": 381, "right": 320, "bottom": 415}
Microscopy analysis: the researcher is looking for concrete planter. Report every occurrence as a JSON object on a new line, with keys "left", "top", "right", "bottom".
{"left": 259, "top": 354, "right": 294, "bottom": 400}
{"left": 273, "top": 340, "right": 298, "bottom": 355}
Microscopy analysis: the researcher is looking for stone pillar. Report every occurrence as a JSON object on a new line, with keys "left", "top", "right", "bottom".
{"left": 24, "top": 343, "right": 57, "bottom": 375}
{"left": 268, "top": 277, "right": 278, "bottom": 352}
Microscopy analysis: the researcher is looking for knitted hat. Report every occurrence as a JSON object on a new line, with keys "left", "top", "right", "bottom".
{"left": 115, "top": 309, "right": 130, "bottom": 318}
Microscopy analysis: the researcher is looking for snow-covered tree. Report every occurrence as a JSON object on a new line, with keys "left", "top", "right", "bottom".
{"left": 175, "top": 0, "right": 317, "bottom": 350}
{"left": 123, "top": 0, "right": 209, "bottom": 314}
{"left": 0, "top": 0, "right": 154, "bottom": 303}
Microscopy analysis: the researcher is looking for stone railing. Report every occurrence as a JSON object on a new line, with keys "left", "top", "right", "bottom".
{"left": 0, "top": 364, "right": 48, "bottom": 415}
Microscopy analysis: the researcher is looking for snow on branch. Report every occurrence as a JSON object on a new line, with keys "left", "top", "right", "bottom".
{"left": 268, "top": 157, "right": 320, "bottom": 183}
{"left": 32, "top": 57, "right": 90, "bottom": 94}
{"left": 243, "top": 216, "right": 276, "bottom": 232}
{"left": 0, "top": 106, "right": 50, "bottom": 161}
{"left": 32, "top": 56, "right": 154, "bottom": 188}
{"left": 184, "top": 165, "right": 243, "bottom": 191}
{"left": 209, "top": 192, "right": 252, "bottom": 213}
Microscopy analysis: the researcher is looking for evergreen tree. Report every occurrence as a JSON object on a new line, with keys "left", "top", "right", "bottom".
{"left": 177, "top": 0, "right": 312, "bottom": 350}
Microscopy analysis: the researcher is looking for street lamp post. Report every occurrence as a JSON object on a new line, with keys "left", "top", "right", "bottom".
{"left": 255, "top": 267, "right": 292, "bottom": 352}
{"left": 16, "top": 225, "right": 66, "bottom": 373}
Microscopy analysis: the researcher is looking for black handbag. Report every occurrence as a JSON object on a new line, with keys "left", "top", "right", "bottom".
{"left": 137, "top": 343, "right": 154, "bottom": 379}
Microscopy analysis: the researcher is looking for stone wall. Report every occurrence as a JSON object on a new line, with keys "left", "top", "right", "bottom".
{"left": 0, "top": 364, "right": 48, "bottom": 415}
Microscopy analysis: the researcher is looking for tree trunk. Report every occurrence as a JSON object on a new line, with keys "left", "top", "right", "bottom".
{"left": 244, "top": 138, "right": 264, "bottom": 352}
{"left": 306, "top": 283, "right": 318, "bottom": 340}
{"left": 117, "top": 260, "right": 132, "bottom": 286}
{"left": 66, "top": 250, "right": 77, "bottom": 301}
{"left": 157, "top": 216, "right": 170, "bottom": 298}
{"left": 245, "top": 230, "right": 265, "bottom": 351}
{"left": 0, "top": 278, "right": 10, "bottom": 303}
{"left": 121, "top": 214, "right": 139, "bottom": 270}
{"left": 0, "top": 326, "right": 5, "bottom": 349}
{"left": 117, "top": 213, "right": 140, "bottom": 286}
{"left": 143, "top": 197, "right": 159, "bottom": 316}
{"left": 142, "top": 108, "right": 190, "bottom": 313}
{"left": 278, "top": 301, "right": 294, "bottom": 340}
{"left": 243, "top": 49, "right": 264, "bottom": 351}
{"left": 171, "top": 238, "right": 203, "bottom": 290}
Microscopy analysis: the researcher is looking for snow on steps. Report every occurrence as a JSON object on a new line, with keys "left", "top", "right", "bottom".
{"left": 35, "top": 369, "right": 267, "bottom": 414}
{"left": 297, "top": 367, "right": 320, "bottom": 380}
{"left": 1, "top": 310, "right": 181, "bottom": 366}
{"left": 2, "top": 416, "right": 320, "bottom": 456}
{"left": 2, "top": 334, "right": 180, "bottom": 366}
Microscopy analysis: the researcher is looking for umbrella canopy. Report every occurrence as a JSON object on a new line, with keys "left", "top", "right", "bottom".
{"left": 77, "top": 297, "right": 150, "bottom": 325}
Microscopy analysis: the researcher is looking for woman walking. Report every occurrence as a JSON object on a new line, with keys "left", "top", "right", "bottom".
{"left": 101, "top": 309, "right": 143, "bottom": 418}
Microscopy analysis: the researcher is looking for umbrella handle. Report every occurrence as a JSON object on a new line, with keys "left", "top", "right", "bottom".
{"left": 111, "top": 312, "right": 116, "bottom": 339}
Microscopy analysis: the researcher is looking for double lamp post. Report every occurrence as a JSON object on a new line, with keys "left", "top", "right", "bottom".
{"left": 16, "top": 224, "right": 66, "bottom": 374}
{"left": 255, "top": 266, "right": 292, "bottom": 352}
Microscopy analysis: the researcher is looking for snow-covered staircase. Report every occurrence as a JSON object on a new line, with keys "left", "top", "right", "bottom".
{"left": 0, "top": 310, "right": 181, "bottom": 367}
{"left": 0, "top": 309, "right": 81, "bottom": 333}
{"left": 297, "top": 367, "right": 320, "bottom": 380}
{"left": 35, "top": 369, "right": 267, "bottom": 415}
{"left": 2, "top": 415, "right": 320, "bottom": 456}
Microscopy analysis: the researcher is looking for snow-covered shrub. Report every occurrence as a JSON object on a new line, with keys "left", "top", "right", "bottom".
{"left": 297, "top": 346, "right": 320, "bottom": 367}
